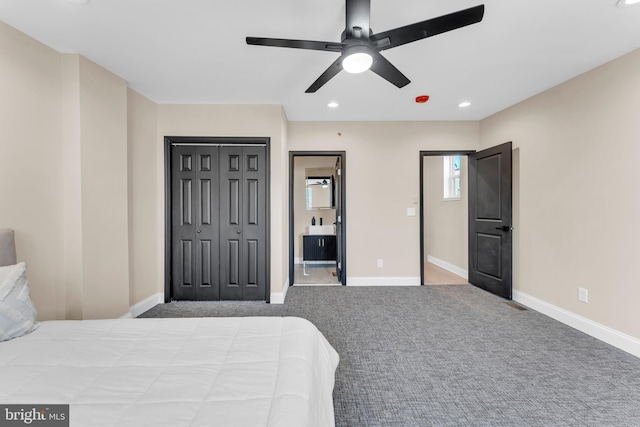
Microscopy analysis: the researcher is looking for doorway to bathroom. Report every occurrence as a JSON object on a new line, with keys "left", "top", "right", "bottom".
{"left": 289, "top": 152, "right": 346, "bottom": 286}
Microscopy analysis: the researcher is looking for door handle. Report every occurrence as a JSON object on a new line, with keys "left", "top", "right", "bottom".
{"left": 196, "top": 229, "right": 201, "bottom": 234}
{"left": 236, "top": 230, "right": 241, "bottom": 234}
{"left": 495, "top": 226, "right": 513, "bottom": 232}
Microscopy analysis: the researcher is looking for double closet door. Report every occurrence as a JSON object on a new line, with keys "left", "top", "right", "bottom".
{"left": 171, "top": 144, "right": 267, "bottom": 301}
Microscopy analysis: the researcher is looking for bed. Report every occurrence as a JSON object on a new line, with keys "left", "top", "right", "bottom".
{"left": 0, "top": 229, "right": 339, "bottom": 427}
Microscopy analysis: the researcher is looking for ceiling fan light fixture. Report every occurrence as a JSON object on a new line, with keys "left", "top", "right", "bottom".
{"left": 342, "top": 46, "right": 373, "bottom": 74}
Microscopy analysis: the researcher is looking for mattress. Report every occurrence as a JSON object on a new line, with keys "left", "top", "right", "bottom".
{"left": 0, "top": 316, "right": 339, "bottom": 427}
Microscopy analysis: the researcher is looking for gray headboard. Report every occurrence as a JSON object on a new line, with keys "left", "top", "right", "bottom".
{"left": 0, "top": 229, "right": 17, "bottom": 267}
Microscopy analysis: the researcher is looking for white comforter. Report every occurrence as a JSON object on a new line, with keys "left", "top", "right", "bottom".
{"left": 0, "top": 316, "right": 339, "bottom": 427}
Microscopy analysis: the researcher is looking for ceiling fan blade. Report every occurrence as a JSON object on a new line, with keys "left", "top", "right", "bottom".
{"left": 345, "top": 0, "right": 370, "bottom": 39}
{"left": 305, "top": 56, "right": 343, "bottom": 93}
{"left": 246, "top": 37, "right": 343, "bottom": 52}
{"left": 369, "top": 52, "right": 410, "bottom": 88}
{"left": 370, "top": 4, "right": 485, "bottom": 51}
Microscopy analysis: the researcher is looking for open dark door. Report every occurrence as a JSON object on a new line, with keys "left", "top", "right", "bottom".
{"left": 335, "top": 156, "right": 343, "bottom": 282}
{"left": 468, "top": 142, "right": 512, "bottom": 299}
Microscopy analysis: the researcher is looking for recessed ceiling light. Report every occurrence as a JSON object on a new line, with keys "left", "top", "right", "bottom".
{"left": 617, "top": 0, "right": 640, "bottom": 6}
{"left": 328, "top": 102, "right": 339, "bottom": 108}
{"left": 458, "top": 101, "right": 471, "bottom": 108}
{"left": 67, "top": 0, "right": 89, "bottom": 4}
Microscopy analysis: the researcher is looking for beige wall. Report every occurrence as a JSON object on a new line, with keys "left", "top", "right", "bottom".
{"left": 61, "top": 54, "right": 83, "bottom": 320}
{"left": 127, "top": 89, "right": 158, "bottom": 306}
{"left": 288, "top": 122, "right": 479, "bottom": 280}
{"left": 77, "top": 57, "right": 130, "bottom": 319}
{"left": 0, "top": 21, "right": 65, "bottom": 320}
{"left": 1, "top": 22, "right": 131, "bottom": 320}
{"left": 480, "top": 48, "right": 640, "bottom": 339}
{"left": 423, "top": 155, "right": 468, "bottom": 271}
{"left": 156, "top": 105, "right": 289, "bottom": 295}
{"left": 293, "top": 157, "right": 337, "bottom": 261}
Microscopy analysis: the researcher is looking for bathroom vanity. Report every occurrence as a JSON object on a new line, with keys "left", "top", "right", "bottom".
{"left": 303, "top": 224, "right": 337, "bottom": 265}
{"left": 303, "top": 234, "right": 337, "bottom": 262}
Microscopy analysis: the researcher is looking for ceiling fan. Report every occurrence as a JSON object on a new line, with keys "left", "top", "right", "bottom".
{"left": 246, "top": 0, "right": 485, "bottom": 93}
{"left": 308, "top": 178, "right": 330, "bottom": 187}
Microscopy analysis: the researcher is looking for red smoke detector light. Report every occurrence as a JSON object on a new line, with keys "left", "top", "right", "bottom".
{"left": 415, "top": 95, "right": 430, "bottom": 104}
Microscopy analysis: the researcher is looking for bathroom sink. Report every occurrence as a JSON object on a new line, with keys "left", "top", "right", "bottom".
{"left": 308, "top": 225, "right": 335, "bottom": 235}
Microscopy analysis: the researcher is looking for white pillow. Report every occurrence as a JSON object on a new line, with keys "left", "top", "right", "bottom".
{"left": 0, "top": 262, "right": 37, "bottom": 341}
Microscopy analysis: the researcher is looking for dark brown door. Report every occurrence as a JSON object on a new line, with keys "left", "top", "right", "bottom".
{"left": 468, "top": 142, "right": 512, "bottom": 299}
{"left": 219, "top": 146, "right": 267, "bottom": 300}
{"left": 171, "top": 143, "right": 267, "bottom": 301}
{"left": 335, "top": 156, "right": 343, "bottom": 282}
{"left": 171, "top": 146, "right": 220, "bottom": 300}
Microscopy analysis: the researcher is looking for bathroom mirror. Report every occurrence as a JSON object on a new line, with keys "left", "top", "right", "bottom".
{"left": 306, "top": 169, "right": 335, "bottom": 210}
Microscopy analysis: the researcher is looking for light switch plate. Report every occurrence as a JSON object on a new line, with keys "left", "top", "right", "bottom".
{"left": 407, "top": 207, "right": 416, "bottom": 216}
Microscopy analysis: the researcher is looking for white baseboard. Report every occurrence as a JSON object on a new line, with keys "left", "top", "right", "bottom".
{"left": 513, "top": 290, "right": 640, "bottom": 359}
{"left": 121, "top": 292, "right": 164, "bottom": 319}
{"left": 270, "top": 279, "right": 289, "bottom": 304}
{"left": 427, "top": 255, "right": 468, "bottom": 279}
{"left": 299, "top": 260, "right": 337, "bottom": 266}
{"left": 347, "top": 277, "right": 421, "bottom": 286}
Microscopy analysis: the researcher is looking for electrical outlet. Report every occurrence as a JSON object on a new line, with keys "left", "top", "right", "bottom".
{"left": 578, "top": 288, "right": 588, "bottom": 303}
{"left": 407, "top": 207, "right": 416, "bottom": 216}
{"left": 377, "top": 259, "right": 383, "bottom": 268}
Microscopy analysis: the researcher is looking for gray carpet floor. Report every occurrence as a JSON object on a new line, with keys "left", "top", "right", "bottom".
{"left": 139, "top": 285, "right": 640, "bottom": 426}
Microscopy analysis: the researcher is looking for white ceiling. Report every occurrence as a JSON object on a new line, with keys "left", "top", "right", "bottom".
{"left": 1, "top": 0, "right": 639, "bottom": 121}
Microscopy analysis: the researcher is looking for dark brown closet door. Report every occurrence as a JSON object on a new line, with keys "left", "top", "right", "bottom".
{"left": 219, "top": 146, "right": 267, "bottom": 300}
{"left": 171, "top": 146, "right": 220, "bottom": 300}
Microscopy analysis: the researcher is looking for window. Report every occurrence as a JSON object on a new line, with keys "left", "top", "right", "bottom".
{"left": 443, "top": 155, "right": 461, "bottom": 200}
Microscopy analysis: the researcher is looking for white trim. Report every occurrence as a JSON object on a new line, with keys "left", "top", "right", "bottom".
{"left": 123, "top": 292, "right": 164, "bottom": 319}
{"left": 427, "top": 255, "right": 468, "bottom": 279}
{"left": 270, "top": 279, "right": 289, "bottom": 304}
{"left": 294, "top": 258, "right": 338, "bottom": 266}
{"left": 294, "top": 283, "right": 342, "bottom": 287}
{"left": 513, "top": 290, "right": 640, "bottom": 359}
{"left": 347, "top": 277, "right": 421, "bottom": 286}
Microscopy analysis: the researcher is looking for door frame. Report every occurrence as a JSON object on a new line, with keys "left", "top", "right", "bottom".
{"left": 419, "top": 150, "right": 475, "bottom": 286}
{"left": 288, "top": 151, "right": 347, "bottom": 286}
{"left": 164, "top": 136, "right": 271, "bottom": 302}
